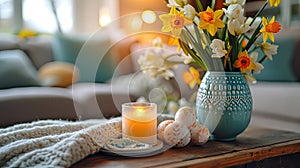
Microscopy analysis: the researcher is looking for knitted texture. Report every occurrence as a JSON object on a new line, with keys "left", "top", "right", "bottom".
{"left": 0, "top": 115, "right": 174, "bottom": 167}
{"left": 0, "top": 118, "right": 121, "bottom": 168}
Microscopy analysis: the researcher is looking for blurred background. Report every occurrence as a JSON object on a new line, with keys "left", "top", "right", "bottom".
{"left": 0, "top": 0, "right": 299, "bottom": 35}
{"left": 0, "top": 0, "right": 299, "bottom": 132}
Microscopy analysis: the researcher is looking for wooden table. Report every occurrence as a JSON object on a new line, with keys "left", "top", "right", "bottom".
{"left": 73, "top": 127, "right": 300, "bottom": 168}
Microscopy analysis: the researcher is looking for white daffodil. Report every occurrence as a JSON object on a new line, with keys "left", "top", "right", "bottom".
{"left": 175, "top": 0, "right": 187, "bottom": 7}
{"left": 250, "top": 52, "right": 264, "bottom": 74}
{"left": 244, "top": 71, "right": 257, "bottom": 84}
{"left": 245, "top": 17, "right": 261, "bottom": 32}
{"left": 167, "top": 0, "right": 187, "bottom": 8}
{"left": 228, "top": 18, "right": 250, "bottom": 36}
{"left": 261, "top": 42, "right": 278, "bottom": 60}
{"left": 182, "top": 4, "right": 197, "bottom": 20}
{"left": 225, "top": 0, "right": 246, "bottom": 6}
{"left": 223, "top": 4, "right": 244, "bottom": 20}
{"left": 210, "top": 39, "right": 227, "bottom": 58}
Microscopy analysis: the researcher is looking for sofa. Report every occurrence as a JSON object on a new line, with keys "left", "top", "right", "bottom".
{"left": 0, "top": 33, "right": 135, "bottom": 127}
{"left": 0, "top": 28, "right": 300, "bottom": 134}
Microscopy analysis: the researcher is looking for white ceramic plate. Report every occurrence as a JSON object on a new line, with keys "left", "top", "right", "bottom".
{"left": 101, "top": 140, "right": 164, "bottom": 157}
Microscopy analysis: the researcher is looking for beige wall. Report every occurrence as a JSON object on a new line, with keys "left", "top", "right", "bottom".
{"left": 72, "top": 0, "right": 100, "bottom": 34}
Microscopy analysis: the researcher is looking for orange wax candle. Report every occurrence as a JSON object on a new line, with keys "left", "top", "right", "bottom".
{"left": 122, "top": 102, "right": 157, "bottom": 145}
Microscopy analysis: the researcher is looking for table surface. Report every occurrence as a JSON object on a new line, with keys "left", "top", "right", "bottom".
{"left": 73, "top": 127, "right": 300, "bottom": 168}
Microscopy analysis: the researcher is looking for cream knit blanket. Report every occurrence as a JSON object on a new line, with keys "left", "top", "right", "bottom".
{"left": 0, "top": 115, "right": 172, "bottom": 167}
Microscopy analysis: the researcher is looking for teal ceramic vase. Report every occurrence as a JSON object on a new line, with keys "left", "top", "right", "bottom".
{"left": 196, "top": 71, "right": 252, "bottom": 141}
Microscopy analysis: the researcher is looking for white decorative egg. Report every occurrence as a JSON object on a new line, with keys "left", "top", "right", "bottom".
{"left": 175, "top": 106, "right": 196, "bottom": 129}
{"left": 190, "top": 121, "right": 210, "bottom": 145}
{"left": 189, "top": 121, "right": 201, "bottom": 130}
{"left": 175, "top": 130, "right": 191, "bottom": 147}
{"left": 164, "top": 121, "right": 190, "bottom": 146}
{"left": 157, "top": 120, "right": 174, "bottom": 141}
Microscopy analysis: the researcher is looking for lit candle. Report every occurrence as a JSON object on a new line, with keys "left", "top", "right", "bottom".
{"left": 122, "top": 102, "right": 157, "bottom": 145}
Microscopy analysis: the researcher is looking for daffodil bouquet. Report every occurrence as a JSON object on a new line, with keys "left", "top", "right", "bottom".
{"left": 157, "top": 0, "right": 281, "bottom": 84}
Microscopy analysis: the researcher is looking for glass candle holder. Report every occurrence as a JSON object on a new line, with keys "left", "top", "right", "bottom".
{"left": 122, "top": 102, "right": 157, "bottom": 145}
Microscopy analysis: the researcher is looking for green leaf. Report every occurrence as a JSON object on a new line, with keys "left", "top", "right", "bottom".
{"left": 228, "top": 32, "right": 239, "bottom": 70}
{"left": 179, "top": 39, "right": 208, "bottom": 71}
{"left": 195, "top": 0, "right": 204, "bottom": 12}
{"left": 182, "top": 28, "right": 212, "bottom": 70}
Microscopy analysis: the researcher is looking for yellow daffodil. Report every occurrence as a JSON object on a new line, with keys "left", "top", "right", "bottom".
{"left": 159, "top": 6, "right": 192, "bottom": 37}
{"left": 233, "top": 50, "right": 256, "bottom": 73}
{"left": 269, "top": 0, "right": 281, "bottom": 7}
{"left": 260, "top": 16, "right": 281, "bottom": 43}
{"left": 199, "top": 7, "right": 225, "bottom": 36}
{"left": 183, "top": 67, "right": 201, "bottom": 89}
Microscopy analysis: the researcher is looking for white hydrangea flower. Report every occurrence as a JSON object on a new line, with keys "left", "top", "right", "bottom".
{"left": 210, "top": 39, "right": 227, "bottom": 58}
{"left": 250, "top": 52, "right": 264, "bottom": 74}
{"left": 223, "top": 4, "right": 244, "bottom": 20}
{"left": 225, "top": 0, "right": 246, "bottom": 6}
{"left": 228, "top": 17, "right": 250, "bottom": 36}
{"left": 261, "top": 42, "right": 278, "bottom": 60}
{"left": 182, "top": 4, "right": 197, "bottom": 20}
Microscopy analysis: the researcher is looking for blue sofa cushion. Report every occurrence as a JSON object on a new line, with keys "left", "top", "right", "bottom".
{"left": 52, "top": 33, "right": 116, "bottom": 83}
{"left": 0, "top": 50, "right": 41, "bottom": 89}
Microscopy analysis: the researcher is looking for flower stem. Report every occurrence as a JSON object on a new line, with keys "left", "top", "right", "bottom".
{"left": 249, "top": 1, "right": 268, "bottom": 27}
{"left": 248, "top": 46, "right": 260, "bottom": 53}
{"left": 244, "top": 22, "right": 262, "bottom": 51}
{"left": 221, "top": 16, "right": 228, "bottom": 41}
{"left": 211, "top": 0, "right": 216, "bottom": 10}
{"left": 259, "top": 55, "right": 267, "bottom": 63}
{"left": 228, "top": 33, "right": 239, "bottom": 65}
{"left": 228, "top": 58, "right": 233, "bottom": 72}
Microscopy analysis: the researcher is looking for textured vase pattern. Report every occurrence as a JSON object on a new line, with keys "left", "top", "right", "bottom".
{"left": 196, "top": 71, "right": 252, "bottom": 141}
